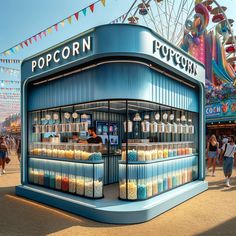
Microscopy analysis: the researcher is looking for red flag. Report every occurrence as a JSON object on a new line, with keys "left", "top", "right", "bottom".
{"left": 33, "top": 35, "right": 37, "bottom": 42}
{"left": 89, "top": 4, "right": 95, "bottom": 12}
{"left": 74, "top": 12, "right": 79, "bottom": 21}
{"left": 20, "top": 43, "right": 24, "bottom": 48}
{"left": 29, "top": 38, "right": 32, "bottom": 44}
{"left": 54, "top": 24, "right": 58, "bottom": 31}
{"left": 43, "top": 31, "right": 47, "bottom": 37}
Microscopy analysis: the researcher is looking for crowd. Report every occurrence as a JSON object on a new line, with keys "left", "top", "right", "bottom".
{"left": 206, "top": 134, "right": 236, "bottom": 187}
{"left": 0, "top": 135, "right": 21, "bottom": 176}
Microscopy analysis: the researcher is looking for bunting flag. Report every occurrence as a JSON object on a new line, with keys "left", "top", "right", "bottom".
{"left": 101, "top": 0, "right": 106, "bottom": 7}
{"left": 0, "top": 0, "right": 108, "bottom": 57}
{"left": 60, "top": 20, "right": 65, "bottom": 28}
{"left": 82, "top": 8, "right": 87, "bottom": 16}
{"left": 0, "top": 59, "right": 22, "bottom": 64}
{"left": 47, "top": 27, "right": 52, "bottom": 34}
{"left": 54, "top": 24, "right": 58, "bottom": 31}
{"left": 89, "top": 4, "right": 95, "bottom": 13}
{"left": 68, "top": 16, "right": 72, "bottom": 24}
{"left": 74, "top": 12, "right": 79, "bottom": 21}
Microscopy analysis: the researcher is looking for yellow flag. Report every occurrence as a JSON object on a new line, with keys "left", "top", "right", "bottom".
{"left": 101, "top": 0, "right": 106, "bottom": 6}
{"left": 15, "top": 46, "right": 20, "bottom": 51}
{"left": 68, "top": 16, "right": 72, "bottom": 24}
{"left": 61, "top": 20, "right": 65, "bottom": 27}
{"left": 47, "top": 27, "right": 52, "bottom": 34}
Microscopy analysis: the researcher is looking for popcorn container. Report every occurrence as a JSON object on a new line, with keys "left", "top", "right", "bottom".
{"left": 55, "top": 162, "right": 62, "bottom": 190}
{"left": 163, "top": 144, "right": 169, "bottom": 158}
{"left": 68, "top": 163, "right": 76, "bottom": 193}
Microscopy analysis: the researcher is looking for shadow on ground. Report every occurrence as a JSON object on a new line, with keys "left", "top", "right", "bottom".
{"left": 197, "top": 217, "right": 236, "bottom": 236}
{"left": 0, "top": 186, "right": 116, "bottom": 235}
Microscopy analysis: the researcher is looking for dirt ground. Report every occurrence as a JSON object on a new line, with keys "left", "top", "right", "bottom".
{"left": 1, "top": 155, "right": 236, "bottom": 236}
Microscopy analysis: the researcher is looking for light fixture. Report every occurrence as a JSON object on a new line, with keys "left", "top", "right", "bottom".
{"left": 64, "top": 112, "right": 70, "bottom": 119}
{"left": 163, "top": 113, "right": 168, "bottom": 120}
{"left": 53, "top": 113, "right": 59, "bottom": 120}
{"left": 72, "top": 112, "right": 79, "bottom": 119}
{"left": 181, "top": 115, "right": 186, "bottom": 122}
{"left": 155, "top": 113, "right": 160, "bottom": 120}
{"left": 81, "top": 113, "right": 88, "bottom": 119}
{"left": 45, "top": 114, "right": 51, "bottom": 120}
{"left": 169, "top": 114, "right": 175, "bottom": 121}
{"left": 133, "top": 113, "right": 141, "bottom": 121}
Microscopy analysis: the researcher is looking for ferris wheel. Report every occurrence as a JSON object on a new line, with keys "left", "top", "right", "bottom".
{"left": 122, "top": 0, "right": 196, "bottom": 45}
{"left": 121, "top": 0, "right": 236, "bottom": 52}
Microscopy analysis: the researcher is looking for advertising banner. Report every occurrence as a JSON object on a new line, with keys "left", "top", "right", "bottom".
{"left": 206, "top": 99, "right": 236, "bottom": 119}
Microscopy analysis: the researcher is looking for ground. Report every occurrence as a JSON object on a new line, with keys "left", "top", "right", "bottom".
{"left": 1, "top": 155, "right": 236, "bottom": 236}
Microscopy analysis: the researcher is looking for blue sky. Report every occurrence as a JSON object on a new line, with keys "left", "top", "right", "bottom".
{"left": 0, "top": 0, "right": 235, "bottom": 120}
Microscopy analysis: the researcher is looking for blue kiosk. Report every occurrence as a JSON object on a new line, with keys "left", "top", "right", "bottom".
{"left": 16, "top": 24, "right": 208, "bottom": 224}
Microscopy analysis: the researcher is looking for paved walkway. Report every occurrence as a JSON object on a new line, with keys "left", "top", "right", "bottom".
{"left": 1, "top": 155, "right": 236, "bottom": 236}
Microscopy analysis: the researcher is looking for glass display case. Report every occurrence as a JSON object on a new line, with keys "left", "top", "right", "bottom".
{"left": 121, "top": 142, "right": 197, "bottom": 162}
{"left": 28, "top": 158, "right": 104, "bottom": 199}
{"left": 119, "top": 155, "right": 198, "bottom": 200}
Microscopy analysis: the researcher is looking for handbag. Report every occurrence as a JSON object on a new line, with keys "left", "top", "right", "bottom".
{"left": 5, "top": 156, "right": 11, "bottom": 164}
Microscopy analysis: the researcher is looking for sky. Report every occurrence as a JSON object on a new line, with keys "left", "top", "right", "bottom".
{"left": 0, "top": 0, "right": 235, "bottom": 121}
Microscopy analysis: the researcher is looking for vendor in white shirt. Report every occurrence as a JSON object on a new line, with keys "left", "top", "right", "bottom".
{"left": 220, "top": 135, "right": 236, "bottom": 187}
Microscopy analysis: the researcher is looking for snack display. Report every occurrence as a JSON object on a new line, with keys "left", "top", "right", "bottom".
{"left": 29, "top": 143, "right": 102, "bottom": 161}
{"left": 121, "top": 142, "right": 196, "bottom": 162}
{"left": 119, "top": 155, "right": 198, "bottom": 200}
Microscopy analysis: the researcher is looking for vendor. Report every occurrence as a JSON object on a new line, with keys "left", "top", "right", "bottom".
{"left": 72, "top": 132, "right": 79, "bottom": 143}
{"left": 80, "top": 127, "right": 102, "bottom": 144}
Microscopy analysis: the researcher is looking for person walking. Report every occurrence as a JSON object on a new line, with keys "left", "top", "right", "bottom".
{"left": 0, "top": 136, "right": 8, "bottom": 175}
{"left": 206, "top": 134, "right": 219, "bottom": 176}
{"left": 220, "top": 135, "right": 236, "bottom": 187}
{"left": 16, "top": 137, "right": 21, "bottom": 162}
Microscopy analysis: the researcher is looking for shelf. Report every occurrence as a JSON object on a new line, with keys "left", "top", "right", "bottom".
{"left": 119, "top": 153, "right": 198, "bottom": 165}
{"left": 28, "top": 155, "right": 104, "bottom": 164}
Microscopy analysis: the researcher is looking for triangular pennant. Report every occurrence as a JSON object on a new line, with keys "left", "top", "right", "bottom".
{"left": 74, "top": 12, "right": 79, "bottom": 21}
{"left": 38, "top": 32, "right": 42, "bottom": 39}
{"left": 54, "top": 24, "right": 58, "bottom": 31}
{"left": 33, "top": 35, "right": 37, "bottom": 42}
{"left": 29, "top": 38, "right": 32, "bottom": 44}
{"left": 43, "top": 30, "right": 47, "bottom": 37}
{"left": 47, "top": 27, "right": 52, "bottom": 34}
{"left": 24, "top": 41, "right": 28, "bottom": 47}
{"left": 82, "top": 8, "right": 87, "bottom": 16}
{"left": 60, "top": 20, "right": 65, "bottom": 27}
{"left": 89, "top": 4, "right": 95, "bottom": 12}
{"left": 68, "top": 16, "right": 72, "bottom": 24}
{"left": 10, "top": 48, "right": 15, "bottom": 54}
{"left": 16, "top": 45, "right": 20, "bottom": 51}
{"left": 7, "top": 50, "right": 11, "bottom": 55}
{"left": 101, "top": 0, "right": 106, "bottom": 7}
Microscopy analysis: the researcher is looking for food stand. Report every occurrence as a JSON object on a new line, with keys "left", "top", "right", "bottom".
{"left": 16, "top": 24, "right": 207, "bottom": 224}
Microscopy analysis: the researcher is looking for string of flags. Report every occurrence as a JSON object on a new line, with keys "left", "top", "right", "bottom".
{"left": 0, "top": 66, "right": 20, "bottom": 75}
{"left": 0, "top": 80, "right": 20, "bottom": 85}
{"left": 110, "top": 13, "right": 127, "bottom": 24}
{"left": 0, "top": 87, "right": 20, "bottom": 91}
{"left": 0, "top": 0, "right": 107, "bottom": 57}
{"left": 0, "top": 59, "right": 21, "bottom": 64}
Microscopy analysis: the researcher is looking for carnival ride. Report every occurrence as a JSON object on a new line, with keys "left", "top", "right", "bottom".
{"left": 118, "top": 0, "right": 236, "bottom": 104}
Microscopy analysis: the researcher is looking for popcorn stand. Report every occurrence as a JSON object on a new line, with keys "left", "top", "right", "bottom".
{"left": 16, "top": 24, "right": 208, "bottom": 224}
